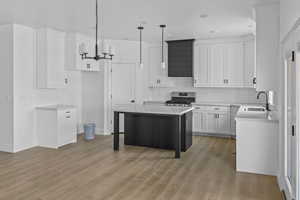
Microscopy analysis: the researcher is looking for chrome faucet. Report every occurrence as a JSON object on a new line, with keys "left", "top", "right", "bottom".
{"left": 257, "top": 91, "right": 270, "bottom": 111}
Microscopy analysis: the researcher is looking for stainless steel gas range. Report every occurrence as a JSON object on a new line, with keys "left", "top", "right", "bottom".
{"left": 165, "top": 92, "right": 196, "bottom": 107}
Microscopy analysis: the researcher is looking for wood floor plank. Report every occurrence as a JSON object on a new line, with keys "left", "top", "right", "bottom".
{"left": 0, "top": 135, "right": 282, "bottom": 200}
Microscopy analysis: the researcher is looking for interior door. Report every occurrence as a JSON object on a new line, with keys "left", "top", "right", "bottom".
{"left": 286, "top": 53, "right": 297, "bottom": 195}
{"left": 111, "top": 62, "right": 136, "bottom": 132}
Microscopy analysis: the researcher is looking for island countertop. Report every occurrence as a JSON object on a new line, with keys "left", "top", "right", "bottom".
{"left": 113, "top": 104, "right": 194, "bottom": 116}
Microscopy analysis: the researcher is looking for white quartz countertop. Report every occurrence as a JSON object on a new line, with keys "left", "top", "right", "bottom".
{"left": 113, "top": 104, "right": 194, "bottom": 116}
{"left": 36, "top": 104, "right": 76, "bottom": 111}
{"left": 143, "top": 100, "right": 262, "bottom": 107}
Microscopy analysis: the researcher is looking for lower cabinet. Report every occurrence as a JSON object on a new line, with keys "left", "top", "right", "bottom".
{"left": 36, "top": 106, "right": 77, "bottom": 149}
{"left": 193, "top": 105, "right": 231, "bottom": 136}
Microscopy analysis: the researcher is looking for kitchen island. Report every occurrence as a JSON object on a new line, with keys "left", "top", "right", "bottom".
{"left": 113, "top": 104, "right": 194, "bottom": 158}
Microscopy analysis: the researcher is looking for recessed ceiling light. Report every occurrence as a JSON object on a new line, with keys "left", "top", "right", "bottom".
{"left": 200, "top": 14, "right": 208, "bottom": 18}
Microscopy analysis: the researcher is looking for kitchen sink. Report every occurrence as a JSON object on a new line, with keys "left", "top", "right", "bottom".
{"left": 239, "top": 105, "right": 267, "bottom": 114}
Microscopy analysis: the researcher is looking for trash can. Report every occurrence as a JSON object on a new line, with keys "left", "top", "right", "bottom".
{"left": 83, "top": 123, "right": 96, "bottom": 140}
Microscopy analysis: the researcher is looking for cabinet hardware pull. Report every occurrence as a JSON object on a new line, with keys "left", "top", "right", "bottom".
{"left": 66, "top": 111, "right": 71, "bottom": 114}
{"left": 66, "top": 116, "right": 71, "bottom": 119}
{"left": 292, "top": 125, "right": 296, "bottom": 136}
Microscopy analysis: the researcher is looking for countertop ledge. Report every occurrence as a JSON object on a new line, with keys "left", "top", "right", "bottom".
{"left": 36, "top": 105, "right": 76, "bottom": 110}
{"left": 235, "top": 112, "right": 279, "bottom": 123}
{"left": 143, "top": 101, "right": 262, "bottom": 107}
{"left": 192, "top": 102, "right": 263, "bottom": 107}
{"left": 113, "top": 104, "right": 194, "bottom": 116}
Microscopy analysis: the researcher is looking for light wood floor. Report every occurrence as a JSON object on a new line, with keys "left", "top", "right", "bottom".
{"left": 0, "top": 136, "right": 282, "bottom": 200}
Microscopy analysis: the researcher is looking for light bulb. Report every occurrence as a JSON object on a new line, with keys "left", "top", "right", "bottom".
{"left": 139, "top": 63, "right": 144, "bottom": 69}
{"left": 79, "top": 43, "right": 87, "bottom": 54}
{"left": 161, "top": 62, "right": 166, "bottom": 69}
{"left": 109, "top": 46, "right": 115, "bottom": 56}
{"left": 102, "top": 41, "right": 109, "bottom": 54}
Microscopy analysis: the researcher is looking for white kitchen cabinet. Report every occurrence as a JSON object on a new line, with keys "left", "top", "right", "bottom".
{"left": 244, "top": 39, "right": 256, "bottom": 88}
{"left": 216, "top": 112, "right": 230, "bottom": 133}
{"left": 206, "top": 112, "right": 218, "bottom": 132}
{"left": 223, "top": 42, "right": 244, "bottom": 87}
{"left": 192, "top": 105, "right": 231, "bottom": 135}
{"left": 65, "top": 33, "right": 100, "bottom": 72}
{"left": 209, "top": 44, "right": 225, "bottom": 87}
{"left": 193, "top": 44, "right": 210, "bottom": 87}
{"left": 193, "top": 37, "right": 255, "bottom": 89}
{"left": 37, "top": 28, "right": 67, "bottom": 89}
{"left": 36, "top": 105, "right": 77, "bottom": 149}
{"left": 192, "top": 110, "right": 202, "bottom": 132}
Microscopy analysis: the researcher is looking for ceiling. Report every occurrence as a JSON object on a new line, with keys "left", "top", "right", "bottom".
{"left": 0, "top": 0, "right": 279, "bottom": 41}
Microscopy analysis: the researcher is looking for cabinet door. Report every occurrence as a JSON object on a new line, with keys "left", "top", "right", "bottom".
{"left": 244, "top": 40, "right": 255, "bottom": 88}
{"left": 194, "top": 44, "right": 209, "bottom": 87}
{"left": 47, "top": 30, "right": 66, "bottom": 88}
{"left": 223, "top": 42, "right": 244, "bottom": 87}
{"left": 206, "top": 113, "right": 218, "bottom": 132}
{"left": 216, "top": 113, "right": 229, "bottom": 134}
{"left": 58, "top": 109, "right": 77, "bottom": 146}
{"left": 192, "top": 111, "right": 202, "bottom": 132}
{"left": 209, "top": 44, "right": 225, "bottom": 87}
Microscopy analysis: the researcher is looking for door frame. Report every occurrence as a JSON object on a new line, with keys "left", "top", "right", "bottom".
{"left": 105, "top": 61, "right": 137, "bottom": 133}
{"left": 283, "top": 48, "right": 300, "bottom": 200}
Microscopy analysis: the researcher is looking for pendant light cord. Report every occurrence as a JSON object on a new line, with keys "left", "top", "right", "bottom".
{"left": 140, "top": 29, "right": 142, "bottom": 64}
{"left": 95, "top": 0, "right": 99, "bottom": 57}
{"left": 162, "top": 27, "right": 164, "bottom": 63}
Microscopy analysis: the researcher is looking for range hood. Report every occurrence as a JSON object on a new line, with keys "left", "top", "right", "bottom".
{"left": 166, "top": 39, "right": 195, "bottom": 77}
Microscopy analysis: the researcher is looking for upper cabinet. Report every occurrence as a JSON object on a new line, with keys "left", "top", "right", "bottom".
{"left": 37, "top": 28, "right": 67, "bottom": 89}
{"left": 223, "top": 42, "right": 244, "bottom": 87}
{"left": 193, "top": 44, "right": 210, "bottom": 87}
{"left": 244, "top": 39, "right": 256, "bottom": 88}
{"left": 193, "top": 37, "right": 255, "bottom": 88}
{"left": 65, "top": 33, "right": 100, "bottom": 72}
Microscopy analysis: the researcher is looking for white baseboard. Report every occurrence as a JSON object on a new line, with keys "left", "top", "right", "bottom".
{"left": 0, "top": 143, "right": 13, "bottom": 153}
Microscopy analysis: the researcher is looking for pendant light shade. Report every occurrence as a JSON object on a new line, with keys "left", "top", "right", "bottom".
{"left": 138, "top": 26, "right": 144, "bottom": 69}
{"left": 160, "top": 24, "right": 166, "bottom": 69}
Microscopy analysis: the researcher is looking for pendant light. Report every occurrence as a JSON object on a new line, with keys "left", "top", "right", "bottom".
{"left": 137, "top": 26, "right": 144, "bottom": 69}
{"left": 160, "top": 24, "right": 166, "bottom": 69}
{"left": 79, "top": 0, "right": 114, "bottom": 61}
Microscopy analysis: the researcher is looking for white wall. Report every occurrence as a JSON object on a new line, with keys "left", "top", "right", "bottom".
{"left": 82, "top": 68, "right": 105, "bottom": 134}
{"left": 0, "top": 24, "right": 83, "bottom": 153}
{"left": 0, "top": 25, "right": 13, "bottom": 152}
{"left": 280, "top": 0, "right": 300, "bottom": 41}
{"left": 255, "top": 3, "right": 280, "bottom": 93}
